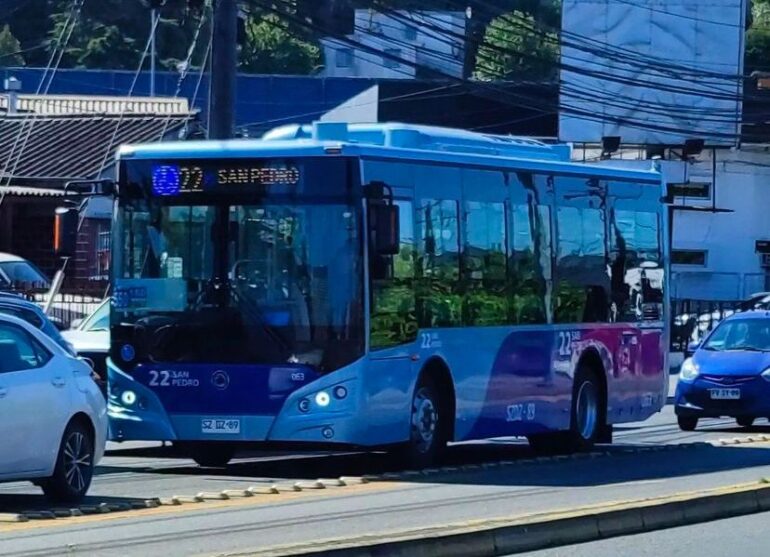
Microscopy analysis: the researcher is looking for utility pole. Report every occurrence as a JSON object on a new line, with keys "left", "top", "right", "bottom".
{"left": 209, "top": 0, "right": 238, "bottom": 140}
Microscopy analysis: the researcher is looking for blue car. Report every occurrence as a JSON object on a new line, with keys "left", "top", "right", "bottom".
{"left": 676, "top": 311, "right": 770, "bottom": 430}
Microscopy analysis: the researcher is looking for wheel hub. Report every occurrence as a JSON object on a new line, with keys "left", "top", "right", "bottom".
{"left": 411, "top": 388, "right": 438, "bottom": 453}
{"left": 63, "top": 432, "right": 91, "bottom": 493}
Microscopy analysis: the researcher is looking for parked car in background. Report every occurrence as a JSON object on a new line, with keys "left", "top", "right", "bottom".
{"left": 675, "top": 311, "right": 770, "bottom": 431}
{"left": 0, "top": 312, "right": 107, "bottom": 502}
{"left": 0, "top": 292, "right": 75, "bottom": 356}
{"left": 62, "top": 298, "right": 110, "bottom": 383}
{"left": 0, "top": 252, "right": 50, "bottom": 290}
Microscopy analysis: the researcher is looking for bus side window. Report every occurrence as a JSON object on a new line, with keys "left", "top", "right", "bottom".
{"left": 553, "top": 176, "right": 610, "bottom": 324}
{"left": 415, "top": 199, "right": 461, "bottom": 328}
{"left": 369, "top": 200, "right": 418, "bottom": 349}
{"left": 463, "top": 201, "right": 507, "bottom": 326}
{"left": 610, "top": 208, "right": 663, "bottom": 322}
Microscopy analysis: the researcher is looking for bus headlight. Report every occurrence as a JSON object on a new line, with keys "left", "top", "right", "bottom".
{"left": 680, "top": 358, "right": 699, "bottom": 382}
{"left": 315, "top": 391, "right": 331, "bottom": 407}
{"left": 121, "top": 390, "right": 137, "bottom": 406}
{"left": 333, "top": 386, "right": 348, "bottom": 400}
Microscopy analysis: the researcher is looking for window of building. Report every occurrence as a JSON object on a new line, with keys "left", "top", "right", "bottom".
{"left": 404, "top": 25, "right": 418, "bottom": 41}
{"left": 370, "top": 200, "right": 418, "bottom": 349}
{"left": 672, "top": 249, "right": 707, "bottom": 266}
{"left": 463, "top": 201, "right": 507, "bottom": 326}
{"left": 415, "top": 199, "right": 461, "bottom": 327}
{"left": 668, "top": 181, "right": 711, "bottom": 199}
{"left": 335, "top": 48, "right": 353, "bottom": 68}
{"left": 383, "top": 48, "right": 401, "bottom": 69}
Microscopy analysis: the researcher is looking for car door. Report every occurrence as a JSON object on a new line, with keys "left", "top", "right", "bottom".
{"left": 0, "top": 321, "right": 71, "bottom": 477}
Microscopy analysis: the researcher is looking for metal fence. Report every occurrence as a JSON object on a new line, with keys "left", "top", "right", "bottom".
{"left": 3, "top": 283, "right": 105, "bottom": 329}
{"left": 671, "top": 299, "right": 744, "bottom": 352}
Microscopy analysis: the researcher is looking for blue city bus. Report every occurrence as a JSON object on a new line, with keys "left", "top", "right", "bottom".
{"left": 106, "top": 122, "right": 668, "bottom": 467}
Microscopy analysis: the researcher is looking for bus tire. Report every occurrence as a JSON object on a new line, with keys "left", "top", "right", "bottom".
{"left": 528, "top": 364, "right": 604, "bottom": 455}
{"left": 181, "top": 442, "right": 236, "bottom": 468}
{"left": 564, "top": 365, "right": 603, "bottom": 452}
{"left": 392, "top": 374, "right": 448, "bottom": 469}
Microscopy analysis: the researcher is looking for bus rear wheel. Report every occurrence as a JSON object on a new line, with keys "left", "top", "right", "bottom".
{"left": 528, "top": 365, "right": 604, "bottom": 455}
{"left": 179, "top": 442, "right": 237, "bottom": 468}
{"left": 392, "top": 375, "right": 448, "bottom": 469}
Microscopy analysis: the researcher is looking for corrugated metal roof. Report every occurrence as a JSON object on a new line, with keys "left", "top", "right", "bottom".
{"left": 0, "top": 185, "right": 63, "bottom": 197}
{"left": 0, "top": 95, "right": 190, "bottom": 115}
{"left": 0, "top": 113, "right": 194, "bottom": 181}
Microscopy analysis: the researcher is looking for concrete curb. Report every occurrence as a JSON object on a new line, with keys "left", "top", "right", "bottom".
{"left": 239, "top": 481, "right": 770, "bottom": 557}
{"left": 11, "top": 438, "right": 769, "bottom": 523}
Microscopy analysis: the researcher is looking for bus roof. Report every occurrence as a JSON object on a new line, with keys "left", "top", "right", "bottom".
{"left": 117, "top": 122, "right": 661, "bottom": 183}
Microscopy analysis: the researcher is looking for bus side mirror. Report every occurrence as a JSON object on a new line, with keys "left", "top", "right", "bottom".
{"left": 370, "top": 203, "right": 400, "bottom": 256}
{"left": 54, "top": 206, "right": 78, "bottom": 258}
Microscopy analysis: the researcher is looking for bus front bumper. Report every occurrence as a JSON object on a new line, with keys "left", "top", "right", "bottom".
{"left": 107, "top": 359, "right": 371, "bottom": 445}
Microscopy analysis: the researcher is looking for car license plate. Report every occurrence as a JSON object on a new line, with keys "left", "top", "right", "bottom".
{"left": 709, "top": 388, "right": 741, "bottom": 400}
{"left": 202, "top": 418, "right": 241, "bottom": 434}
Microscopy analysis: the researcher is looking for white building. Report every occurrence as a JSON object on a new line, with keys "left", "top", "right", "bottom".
{"left": 321, "top": 10, "right": 466, "bottom": 80}
{"left": 576, "top": 148, "right": 770, "bottom": 302}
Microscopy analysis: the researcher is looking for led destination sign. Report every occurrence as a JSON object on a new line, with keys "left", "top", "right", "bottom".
{"left": 151, "top": 163, "right": 300, "bottom": 196}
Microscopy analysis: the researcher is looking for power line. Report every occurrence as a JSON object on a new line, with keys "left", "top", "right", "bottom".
{"left": 0, "top": 0, "right": 86, "bottom": 211}
{"left": 250, "top": 0, "right": 746, "bottom": 141}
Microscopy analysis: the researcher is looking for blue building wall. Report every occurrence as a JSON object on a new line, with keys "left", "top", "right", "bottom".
{"left": 1, "top": 67, "right": 374, "bottom": 134}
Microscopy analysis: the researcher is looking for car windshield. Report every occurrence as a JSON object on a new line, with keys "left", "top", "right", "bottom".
{"left": 0, "top": 261, "right": 50, "bottom": 288}
{"left": 80, "top": 300, "right": 110, "bottom": 332}
{"left": 702, "top": 318, "right": 770, "bottom": 352}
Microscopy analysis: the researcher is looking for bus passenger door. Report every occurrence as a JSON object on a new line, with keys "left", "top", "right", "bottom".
{"left": 366, "top": 193, "right": 420, "bottom": 444}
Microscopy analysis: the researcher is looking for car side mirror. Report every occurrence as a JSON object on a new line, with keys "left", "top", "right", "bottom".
{"left": 69, "top": 318, "right": 83, "bottom": 330}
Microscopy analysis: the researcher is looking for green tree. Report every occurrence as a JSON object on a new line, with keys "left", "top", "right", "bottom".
{"left": 0, "top": 24, "right": 25, "bottom": 67}
{"left": 746, "top": 0, "right": 770, "bottom": 73}
{"left": 474, "top": 10, "right": 558, "bottom": 80}
{"left": 239, "top": 13, "right": 321, "bottom": 75}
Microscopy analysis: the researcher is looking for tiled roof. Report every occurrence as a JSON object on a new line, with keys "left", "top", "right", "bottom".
{"left": 0, "top": 113, "right": 194, "bottom": 181}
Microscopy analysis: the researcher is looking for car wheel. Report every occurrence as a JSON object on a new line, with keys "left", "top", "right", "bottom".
{"left": 391, "top": 375, "right": 448, "bottom": 469}
{"left": 180, "top": 442, "right": 237, "bottom": 468}
{"left": 737, "top": 416, "right": 755, "bottom": 428}
{"left": 41, "top": 420, "right": 95, "bottom": 503}
{"left": 677, "top": 415, "right": 698, "bottom": 431}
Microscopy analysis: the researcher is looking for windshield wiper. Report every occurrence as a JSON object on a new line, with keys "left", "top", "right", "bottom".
{"left": 728, "top": 345, "right": 766, "bottom": 352}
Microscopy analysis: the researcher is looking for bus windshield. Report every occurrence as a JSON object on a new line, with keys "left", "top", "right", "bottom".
{"left": 113, "top": 157, "right": 364, "bottom": 371}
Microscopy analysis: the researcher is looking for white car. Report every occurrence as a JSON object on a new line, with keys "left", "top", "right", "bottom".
{"left": 62, "top": 297, "right": 110, "bottom": 383}
{"left": 0, "top": 312, "right": 107, "bottom": 502}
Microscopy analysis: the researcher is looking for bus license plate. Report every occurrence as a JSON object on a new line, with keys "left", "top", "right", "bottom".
{"left": 202, "top": 418, "right": 241, "bottom": 434}
{"left": 709, "top": 388, "right": 741, "bottom": 400}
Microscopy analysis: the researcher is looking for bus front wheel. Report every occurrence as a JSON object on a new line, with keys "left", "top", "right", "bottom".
{"left": 392, "top": 375, "right": 448, "bottom": 469}
{"left": 179, "top": 442, "right": 237, "bottom": 468}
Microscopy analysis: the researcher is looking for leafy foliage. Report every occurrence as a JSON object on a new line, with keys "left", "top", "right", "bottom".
{"left": 0, "top": 24, "right": 25, "bottom": 66}
{"left": 474, "top": 10, "right": 558, "bottom": 80}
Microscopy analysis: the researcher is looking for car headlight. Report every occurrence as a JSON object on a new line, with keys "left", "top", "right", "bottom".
{"left": 680, "top": 358, "right": 699, "bottom": 381}
{"left": 761, "top": 367, "right": 770, "bottom": 383}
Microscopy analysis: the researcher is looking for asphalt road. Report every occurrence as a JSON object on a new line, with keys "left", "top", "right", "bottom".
{"left": 5, "top": 376, "right": 770, "bottom": 556}
{"left": 524, "top": 511, "right": 770, "bottom": 557}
